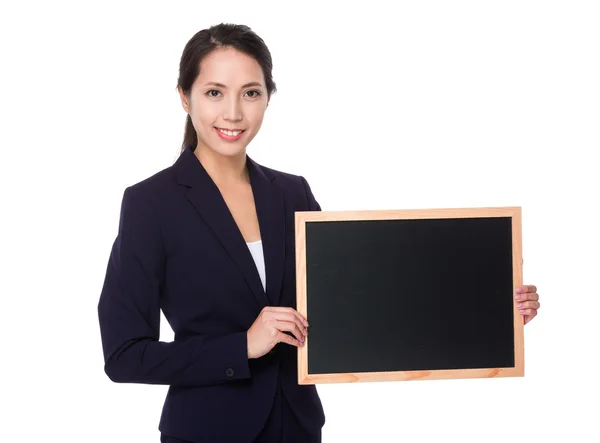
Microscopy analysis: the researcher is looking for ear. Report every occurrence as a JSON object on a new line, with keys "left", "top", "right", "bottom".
{"left": 177, "top": 86, "right": 190, "bottom": 114}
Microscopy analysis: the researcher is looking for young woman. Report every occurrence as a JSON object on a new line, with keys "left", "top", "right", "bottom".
{"left": 98, "top": 23, "right": 541, "bottom": 443}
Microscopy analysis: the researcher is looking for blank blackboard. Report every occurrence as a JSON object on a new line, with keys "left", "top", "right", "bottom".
{"left": 295, "top": 207, "right": 524, "bottom": 384}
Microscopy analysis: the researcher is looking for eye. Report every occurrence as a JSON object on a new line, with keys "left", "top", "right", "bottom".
{"left": 206, "top": 89, "right": 221, "bottom": 98}
{"left": 245, "top": 90, "right": 261, "bottom": 98}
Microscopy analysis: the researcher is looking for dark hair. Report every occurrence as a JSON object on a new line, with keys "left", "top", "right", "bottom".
{"left": 177, "top": 23, "right": 277, "bottom": 154}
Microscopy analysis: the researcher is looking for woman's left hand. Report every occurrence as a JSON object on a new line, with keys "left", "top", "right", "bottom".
{"left": 515, "top": 284, "right": 540, "bottom": 325}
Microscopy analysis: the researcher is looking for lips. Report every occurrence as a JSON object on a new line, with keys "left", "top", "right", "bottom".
{"left": 216, "top": 128, "right": 244, "bottom": 136}
{"left": 214, "top": 127, "right": 245, "bottom": 141}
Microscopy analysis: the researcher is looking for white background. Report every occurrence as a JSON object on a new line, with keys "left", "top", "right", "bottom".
{"left": 1, "top": 1, "right": 599, "bottom": 442}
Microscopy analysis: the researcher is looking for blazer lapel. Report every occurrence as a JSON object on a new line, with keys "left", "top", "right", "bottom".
{"left": 246, "top": 155, "right": 286, "bottom": 306}
{"left": 174, "top": 147, "right": 285, "bottom": 309}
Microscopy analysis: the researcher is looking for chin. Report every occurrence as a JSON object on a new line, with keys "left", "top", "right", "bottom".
{"left": 196, "top": 133, "right": 253, "bottom": 158}
{"left": 210, "top": 144, "right": 248, "bottom": 158}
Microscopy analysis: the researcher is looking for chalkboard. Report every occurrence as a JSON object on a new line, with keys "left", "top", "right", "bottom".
{"left": 295, "top": 207, "right": 524, "bottom": 384}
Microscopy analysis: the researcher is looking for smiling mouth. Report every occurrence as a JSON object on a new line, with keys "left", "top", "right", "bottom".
{"left": 215, "top": 127, "right": 245, "bottom": 136}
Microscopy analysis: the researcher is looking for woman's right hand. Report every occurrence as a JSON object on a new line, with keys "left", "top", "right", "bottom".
{"left": 246, "top": 307, "right": 309, "bottom": 359}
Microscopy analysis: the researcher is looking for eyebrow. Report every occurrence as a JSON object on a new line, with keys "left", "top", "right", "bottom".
{"left": 204, "top": 81, "right": 264, "bottom": 89}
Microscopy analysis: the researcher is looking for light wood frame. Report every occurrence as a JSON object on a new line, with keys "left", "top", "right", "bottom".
{"left": 295, "top": 206, "right": 524, "bottom": 384}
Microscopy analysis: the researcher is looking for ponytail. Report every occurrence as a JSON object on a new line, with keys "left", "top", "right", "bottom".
{"left": 181, "top": 114, "right": 197, "bottom": 154}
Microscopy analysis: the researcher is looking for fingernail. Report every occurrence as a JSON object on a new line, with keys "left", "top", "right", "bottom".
{"left": 516, "top": 287, "right": 523, "bottom": 293}
{"left": 519, "top": 310, "right": 525, "bottom": 314}
{"left": 515, "top": 295, "right": 521, "bottom": 300}
{"left": 517, "top": 303, "right": 523, "bottom": 308}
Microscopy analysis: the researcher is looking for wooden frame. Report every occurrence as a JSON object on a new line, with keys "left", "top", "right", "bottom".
{"left": 295, "top": 207, "right": 524, "bottom": 384}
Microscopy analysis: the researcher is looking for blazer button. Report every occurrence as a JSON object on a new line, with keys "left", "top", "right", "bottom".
{"left": 225, "top": 368, "right": 235, "bottom": 378}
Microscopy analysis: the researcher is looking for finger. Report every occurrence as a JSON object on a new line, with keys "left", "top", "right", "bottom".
{"left": 516, "top": 301, "right": 540, "bottom": 310}
{"left": 272, "top": 320, "right": 306, "bottom": 343}
{"left": 518, "top": 308, "right": 537, "bottom": 317}
{"left": 277, "top": 330, "right": 305, "bottom": 348}
{"left": 516, "top": 285, "right": 537, "bottom": 294}
{"left": 514, "top": 290, "right": 539, "bottom": 302}
{"left": 519, "top": 292, "right": 539, "bottom": 302}
{"left": 524, "top": 311, "right": 537, "bottom": 325}
{"left": 264, "top": 311, "right": 309, "bottom": 335}
{"left": 269, "top": 308, "right": 308, "bottom": 330}
{"left": 265, "top": 306, "right": 309, "bottom": 327}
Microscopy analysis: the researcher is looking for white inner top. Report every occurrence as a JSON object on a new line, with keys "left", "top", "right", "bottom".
{"left": 246, "top": 240, "right": 266, "bottom": 292}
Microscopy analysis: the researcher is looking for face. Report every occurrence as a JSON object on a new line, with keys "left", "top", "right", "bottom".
{"left": 178, "top": 46, "right": 269, "bottom": 159}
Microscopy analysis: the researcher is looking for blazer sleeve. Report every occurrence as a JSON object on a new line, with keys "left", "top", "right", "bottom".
{"left": 300, "top": 176, "right": 322, "bottom": 211}
{"left": 98, "top": 186, "right": 251, "bottom": 386}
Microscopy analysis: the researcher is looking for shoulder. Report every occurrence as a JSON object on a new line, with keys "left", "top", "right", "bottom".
{"left": 119, "top": 164, "right": 178, "bottom": 211}
{"left": 256, "top": 162, "right": 305, "bottom": 186}
{"left": 129, "top": 159, "right": 180, "bottom": 193}
{"left": 253, "top": 161, "right": 312, "bottom": 194}
{"left": 252, "top": 160, "right": 319, "bottom": 210}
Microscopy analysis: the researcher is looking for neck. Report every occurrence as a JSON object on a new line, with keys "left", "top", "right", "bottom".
{"left": 194, "top": 145, "right": 249, "bottom": 186}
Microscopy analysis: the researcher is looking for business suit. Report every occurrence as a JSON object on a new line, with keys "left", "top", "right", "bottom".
{"left": 98, "top": 146, "right": 325, "bottom": 442}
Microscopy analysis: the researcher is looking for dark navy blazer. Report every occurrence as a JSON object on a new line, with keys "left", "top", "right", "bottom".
{"left": 98, "top": 146, "right": 325, "bottom": 442}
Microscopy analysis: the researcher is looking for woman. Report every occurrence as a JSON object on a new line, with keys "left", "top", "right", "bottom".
{"left": 98, "top": 23, "right": 541, "bottom": 443}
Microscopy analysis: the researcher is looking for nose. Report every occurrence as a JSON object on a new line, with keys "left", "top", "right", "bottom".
{"left": 223, "top": 96, "right": 243, "bottom": 122}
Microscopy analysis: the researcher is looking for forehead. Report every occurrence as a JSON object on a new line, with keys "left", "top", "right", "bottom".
{"left": 197, "top": 47, "right": 265, "bottom": 85}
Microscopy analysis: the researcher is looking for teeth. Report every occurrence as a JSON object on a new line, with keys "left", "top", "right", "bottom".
{"left": 218, "top": 128, "right": 242, "bottom": 136}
